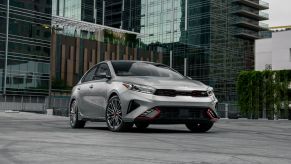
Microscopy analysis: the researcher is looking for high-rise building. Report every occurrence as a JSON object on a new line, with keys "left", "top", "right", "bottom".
{"left": 52, "top": 0, "right": 122, "bottom": 27}
{"left": 51, "top": 0, "right": 270, "bottom": 106}
{"left": 120, "top": 0, "right": 269, "bottom": 105}
{"left": 51, "top": 1, "right": 163, "bottom": 88}
{"left": 0, "top": 0, "right": 52, "bottom": 95}
{"left": 1, "top": 0, "right": 269, "bottom": 108}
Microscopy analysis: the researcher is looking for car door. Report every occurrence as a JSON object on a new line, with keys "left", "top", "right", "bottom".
{"left": 77, "top": 65, "right": 98, "bottom": 117}
{"left": 89, "top": 63, "right": 111, "bottom": 118}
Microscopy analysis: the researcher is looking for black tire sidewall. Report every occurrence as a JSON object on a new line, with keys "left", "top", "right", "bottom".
{"left": 185, "top": 121, "right": 214, "bottom": 133}
{"left": 135, "top": 122, "right": 150, "bottom": 129}
{"left": 70, "top": 100, "right": 78, "bottom": 128}
{"left": 70, "top": 100, "right": 85, "bottom": 128}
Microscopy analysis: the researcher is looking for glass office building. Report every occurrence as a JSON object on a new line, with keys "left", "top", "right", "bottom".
{"left": 50, "top": 0, "right": 269, "bottom": 104}
{"left": 120, "top": 0, "right": 269, "bottom": 104}
{"left": 0, "top": 0, "right": 52, "bottom": 95}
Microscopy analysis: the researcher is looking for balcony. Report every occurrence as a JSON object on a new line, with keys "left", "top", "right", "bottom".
{"left": 234, "top": 18, "right": 269, "bottom": 31}
{"left": 234, "top": 29, "right": 260, "bottom": 40}
{"left": 234, "top": 0, "right": 269, "bottom": 10}
{"left": 234, "top": 7, "right": 269, "bottom": 21}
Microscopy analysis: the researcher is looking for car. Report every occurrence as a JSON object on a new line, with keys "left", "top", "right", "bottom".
{"left": 69, "top": 60, "right": 219, "bottom": 132}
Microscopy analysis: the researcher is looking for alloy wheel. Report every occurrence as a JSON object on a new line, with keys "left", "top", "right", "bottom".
{"left": 106, "top": 98, "right": 123, "bottom": 130}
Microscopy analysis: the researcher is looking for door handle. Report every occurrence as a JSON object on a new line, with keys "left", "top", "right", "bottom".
{"left": 89, "top": 85, "right": 93, "bottom": 89}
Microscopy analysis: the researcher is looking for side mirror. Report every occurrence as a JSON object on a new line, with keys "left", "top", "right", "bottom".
{"left": 94, "top": 72, "right": 111, "bottom": 80}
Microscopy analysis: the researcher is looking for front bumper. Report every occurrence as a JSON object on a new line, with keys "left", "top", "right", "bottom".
{"left": 119, "top": 90, "right": 219, "bottom": 123}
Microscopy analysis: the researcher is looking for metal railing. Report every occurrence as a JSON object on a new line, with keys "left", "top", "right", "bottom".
{"left": 0, "top": 95, "right": 70, "bottom": 116}
{"left": 0, "top": 95, "right": 47, "bottom": 113}
{"left": 259, "top": 22, "right": 269, "bottom": 29}
{"left": 259, "top": 11, "right": 269, "bottom": 19}
{"left": 216, "top": 103, "right": 240, "bottom": 119}
{"left": 259, "top": 0, "right": 269, "bottom": 8}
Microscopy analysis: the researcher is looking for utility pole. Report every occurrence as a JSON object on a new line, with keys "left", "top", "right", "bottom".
{"left": 48, "top": 27, "right": 54, "bottom": 109}
{"left": 102, "top": 0, "right": 105, "bottom": 25}
{"left": 184, "top": 58, "right": 187, "bottom": 76}
{"left": 170, "top": 50, "right": 173, "bottom": 68}
{"left": 3, "top": 0, "right": 10, "bottom": 95}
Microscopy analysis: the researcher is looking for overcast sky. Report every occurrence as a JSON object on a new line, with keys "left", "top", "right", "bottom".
{"left": 264, "top": 0, "right": 291, "bottom": 27}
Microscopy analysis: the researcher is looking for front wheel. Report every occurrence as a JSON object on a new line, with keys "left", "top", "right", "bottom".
{"left": 69, "top": 100, "right": 86, "bottom": 128}
{"left": 106, "top": 96, "right": 133, "bottom": 132}
{"left": 185, "top": 121, "right": 213, "bottom": 133}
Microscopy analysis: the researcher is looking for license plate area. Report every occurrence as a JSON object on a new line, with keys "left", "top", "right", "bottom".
{"left": 158, "top": 107, "right": 206, "bottom": 119}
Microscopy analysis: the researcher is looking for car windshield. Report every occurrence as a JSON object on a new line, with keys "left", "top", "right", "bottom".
{"left": 111, "top": 61, "right": 185, "bottom": 79}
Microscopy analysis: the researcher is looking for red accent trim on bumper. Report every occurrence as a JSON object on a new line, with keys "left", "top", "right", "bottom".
{"left": 206, "top": 109, "right": 219, "bottom": 122}
{"left": 136, "top": 108, "right": 161, "bottom": 121}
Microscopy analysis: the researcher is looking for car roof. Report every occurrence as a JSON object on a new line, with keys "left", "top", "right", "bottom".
{"left": 108, "top": 60, "right": 165, "bottom": 66}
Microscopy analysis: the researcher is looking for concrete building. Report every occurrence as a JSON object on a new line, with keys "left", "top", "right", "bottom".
{"left": 255, "top": 30, "right": 291, "bottom": 71}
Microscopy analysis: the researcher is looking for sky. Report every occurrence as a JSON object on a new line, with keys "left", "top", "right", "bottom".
{"left": 264, "top": 0, "right": 291, "bottom": 27}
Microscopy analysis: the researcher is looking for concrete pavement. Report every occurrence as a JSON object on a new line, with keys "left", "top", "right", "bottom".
{"left": 0, "top": 112, "right": 291, "bottom": 164}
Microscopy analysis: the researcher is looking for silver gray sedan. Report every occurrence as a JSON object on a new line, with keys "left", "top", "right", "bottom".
{"left": 69, "top": 60, "right": 219, "bottom": 132}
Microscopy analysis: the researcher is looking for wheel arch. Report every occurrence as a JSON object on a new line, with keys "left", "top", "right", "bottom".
{"left": 107, "top": 92, "right": 119, "bottom": 102}
{"left": 69, "top": 97, "right": 77, "bottom": 108}
{"left": 69, "top": 97, "right": 83, "bottom": 120}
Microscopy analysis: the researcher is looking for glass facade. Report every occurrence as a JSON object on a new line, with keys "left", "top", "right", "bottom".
{"left": 0, "top": 0, "right": 52, "bottom": 95}
{"left": 120, "top": 0, "right": 268, "bottom": 105}
{"left": 53, "top": 0, "right": 102, "bottom": 24}
{"left": 49, "top": 0, "right": 268, "bottom": 105}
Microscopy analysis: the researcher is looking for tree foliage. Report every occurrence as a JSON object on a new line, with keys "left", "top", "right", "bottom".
{"left": 237, "top": 70, "right": 291, "bottom": 119}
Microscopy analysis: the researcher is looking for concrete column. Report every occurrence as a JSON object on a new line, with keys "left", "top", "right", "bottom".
{"left": 3, "top": 0, "right": 10, "bottom": 94}
{"left": 170, "top": 50, "right": 173, "bottom": 68}
{"left": 184, "top": 58, "right": 187, "bottom": 76}
{"left": 225, "top": 104, "right": 229, "bottom": 119}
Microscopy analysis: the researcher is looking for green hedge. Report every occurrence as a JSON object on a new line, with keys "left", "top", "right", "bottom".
{"left": 237, "top": 70, "right": 291, "bottom": 119}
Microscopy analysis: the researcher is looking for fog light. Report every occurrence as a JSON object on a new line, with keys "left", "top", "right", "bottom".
{"left": 137, "top": 108, "right": 160, "bottom": 120}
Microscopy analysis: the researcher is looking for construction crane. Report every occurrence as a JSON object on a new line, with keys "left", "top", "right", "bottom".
{"left": 270, "top": 25, "right": 291, "bottom": 29}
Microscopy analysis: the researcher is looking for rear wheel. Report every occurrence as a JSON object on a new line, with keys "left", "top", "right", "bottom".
{"left": 106, "top": 96, "right": 133, "bottom": 132}
{"left": 70, "top": 100, "right": 86, "bottom": 128}
{"left": 135, "top": 122, "right": 150, "bottom": 130}
{"left": 185, "top": 121, "right": 213, "bottom": 133}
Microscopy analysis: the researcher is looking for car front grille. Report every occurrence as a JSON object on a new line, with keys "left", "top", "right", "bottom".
{"left": 156, "top": 106, "right": 209, "bottom": 120}
{"left": 154, "top": 89, "right": 208, "bottom": 97}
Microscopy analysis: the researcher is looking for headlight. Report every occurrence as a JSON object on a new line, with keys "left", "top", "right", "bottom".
{"left": 123, "top": 83, "right": 156, "bottom": 94}
{"left": 207, "top": 87, "right": 214, "bottom": 96}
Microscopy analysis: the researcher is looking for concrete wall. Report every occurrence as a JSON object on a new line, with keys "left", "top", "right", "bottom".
{"left": 255, "top": 30, "right": 291, "bottom": 71}
{"left": 255, "top": 38, "right": 272, "bottom": 71}
{"left": 272, "top": 31, "right": 291, "bottom": 70}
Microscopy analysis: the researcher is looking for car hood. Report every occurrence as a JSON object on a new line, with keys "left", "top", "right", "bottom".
{"left": 115, "top": 76, "right": 209, "bottom": 90}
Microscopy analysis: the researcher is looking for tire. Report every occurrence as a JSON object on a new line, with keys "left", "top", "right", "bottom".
{"left": 185, "top": 121, "right": 213, "bottom": 133}
{"left": 106, "top": 95, "right": 133, "bottom": 132}
{"left": 69, "top": 100, "right": 86, "bottom": 128}
{"left": 135, "top": 122, "right": 150, "bottom": 130}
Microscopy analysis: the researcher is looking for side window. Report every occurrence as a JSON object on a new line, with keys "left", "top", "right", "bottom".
{"left": 82, "top": 66, "right": 98, "bottom": 83}
{"left": 94, "top": 64, "right": 110, "bottom": 80}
